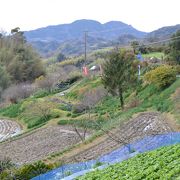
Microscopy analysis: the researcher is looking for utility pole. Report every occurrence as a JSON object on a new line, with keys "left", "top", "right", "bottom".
{"left": 82, "top": 31, "right": 88, "bottom": 76}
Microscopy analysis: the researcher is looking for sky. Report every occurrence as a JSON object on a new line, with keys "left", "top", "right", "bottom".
{"left": 0, "top": 0, "right": 179, "bottom": 33}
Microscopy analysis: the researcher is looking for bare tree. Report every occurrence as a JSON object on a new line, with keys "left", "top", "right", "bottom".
{"left": 2, "top": 83, "right": 36, "bottom": 103}
{"left": 35, "top": 75, "right": 57, "bottom": 92}
{"left": 71, "top": 87, "right": 107, "bottom": 142}
{"left": 72, "top": 119, "right": 88, "bottom": 142}
{"left": 81, "top": 86, "right": 107, "bottom": 117}
{"left": 35, "top": 66, "right": 73, "bottom": 92}
{"left": 23, "top": 100, "right": 55, "bottom": 122}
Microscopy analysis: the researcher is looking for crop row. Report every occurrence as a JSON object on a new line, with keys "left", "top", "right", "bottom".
{"left": 77, "top": 144, "right": 180, "bottom": 180}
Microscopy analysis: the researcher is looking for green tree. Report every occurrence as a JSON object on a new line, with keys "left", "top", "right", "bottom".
{"left": 0, "top": 66, "right": 10, "bottom": 91}
{"left": 11, "top": 27, "right": 20, "bottom": 34}
{"left": 57, "top": 52, "right": 66, "bottom": 62}
{"left": 0, "top": 28, "right": 45, "bottom": 83}
{"left": 166, "top": 30, "right": 180, "bottom": 64}
{"left": 131, "top": 41, "right": 139, "bottom": 54}
{"left": 138, "top": 44, "right": 148, "bottom": 54}
{"left": 102, "top": 49, "right": 137, "bottom": 109}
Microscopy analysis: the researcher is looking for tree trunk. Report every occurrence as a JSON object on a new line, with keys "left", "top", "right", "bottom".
{"left": 118, "top": 87, "right": 124, "bottom": 109}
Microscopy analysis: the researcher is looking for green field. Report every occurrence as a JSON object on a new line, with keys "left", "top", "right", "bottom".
{"left": 142, "top": 52, "right": 164, "bottom": 59}
{"left": 77, "top": 144, "right": 180, "bottom": 180}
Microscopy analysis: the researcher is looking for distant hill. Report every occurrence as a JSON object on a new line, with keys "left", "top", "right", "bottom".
{"left": 145, "top": 24, "right": 180, "bottom": 41}
{"left": 25, "top": 19, "right": 146, "bottom": 42}
{"left": 24, "top": 20, "right": 180, "bottom": 57}
{"left": 24, "top": 19, "right": 146, "bottom": 56}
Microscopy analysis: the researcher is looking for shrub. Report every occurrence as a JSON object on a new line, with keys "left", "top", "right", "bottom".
{"left": 14, "top": 161, "right": 53, "bottom": 180}
{"left": 22, "top": 100, "right": 55, "bottom": 128}
{"left": 175, "top": 65, "right": 180, "bottom": 74}
{"left": 71, "top": 113, "right": 80, "bottom": 118}
{"left": 81, "top": 87, "right": 107, "bottom": 109}
{"left": 27, "top": 118, "right": 46, "bottom": 129}
{"left": 67, "top": 71, "right": 82, "bottom": 84}
{"left": 0, "top": 157, "right": 15, "bottom": 173}
{"left": 71, "top": 86, "right": 108, "bottom": 114}
{"left": 66, "top": 91, "right": 78, "bottom": 100}
{"left": 155, "top": 100, "right": 171, "bottom": 112}
{"left": 141, "top": 64, "right": 159, "bottom": 75}
{"left": 0, "top": 161, "right": 53, "bottom": 180}
{"left": 144, "top": 65, "right": 176, "bottom": 89}
{"left": 58, "top": 119, "right": 71, "bottom": 125}
{"left": 72, "top": 103, "right": 87, "bottom": 113}
{"left": 93, "top": 161, "right": 104, "bottom": 168}
{"left": 59, "top": 104, "right": 72, "bottom": 111}
{"left": 66, "top": 113, "right": 71, "bottom": 117}
{"left": 32, "top": 89, "right": 50, "bottom": 98}
{"left": 51, "top": 109, "right": 61, "bottom": 118}
{"left": 2, "top": 83, "right": 36, "bottom": 103}
{"left": 34, "top": 75, "right": 56, "bottom": 92}
{"left": 0, "top": 102, "right": 22, "bottom": 117}
{"left": 125, "top": 97, "right": 141, "bottom": 109}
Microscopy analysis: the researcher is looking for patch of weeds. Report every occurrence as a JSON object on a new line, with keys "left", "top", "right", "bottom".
{"left": 64, "top": 170, "right": 72, "bottom": 176}
{"left": 66, "top": 113, "right": 72, "bottom": 117}
{"left": 0, "top": 102, "right": 22, "bottom": 118}
{"left": 93, "top": 161, "right": 104, "bottom": 168}
{"left": 58, "top": 119, "right": 72, "bottom": 125}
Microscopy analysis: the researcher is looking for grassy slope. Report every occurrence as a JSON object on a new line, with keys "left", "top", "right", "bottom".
{"left": 91, "top": 78, "right": 180, "bottom": 129}
{"left": 0, "top": 77, "right": 179, "bottom": 142}
{"left": 77, "top": 144, "right": 180, "bottom": 180}
{"left": 42, "top": 78, "right": 180, "bottom": 164}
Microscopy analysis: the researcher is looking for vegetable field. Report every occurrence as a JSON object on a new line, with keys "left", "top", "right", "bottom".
{"left": 77, "top": 144, "right": 180, "bottom": 180}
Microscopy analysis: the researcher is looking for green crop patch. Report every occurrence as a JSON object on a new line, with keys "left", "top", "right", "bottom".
{"left": 77, "top": 144, "right": 180, "bottom": 180}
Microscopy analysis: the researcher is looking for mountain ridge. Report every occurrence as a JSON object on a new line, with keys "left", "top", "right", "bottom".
{"left": 24, "top": 20, "right": 180, "bottom": 56}
{"left": 24, "top": 19, "right": 147, "bottom": 42}
{"left": 146, "top": 24, "right": 180, "bottom": 40}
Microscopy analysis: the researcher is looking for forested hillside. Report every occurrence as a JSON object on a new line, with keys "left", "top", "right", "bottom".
{"left": 146, "top": 24, "right": 180, "bottom": 41}
{"left": 0, "top": 28, "right": 45, "bottom": 100}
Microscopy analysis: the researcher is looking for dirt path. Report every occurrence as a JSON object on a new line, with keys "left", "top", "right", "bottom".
{"left": 52, "top": 112, "right": 176, "bottom": 164}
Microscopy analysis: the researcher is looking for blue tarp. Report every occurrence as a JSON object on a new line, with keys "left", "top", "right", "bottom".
{"left": 32, "top": 132, "right": 180, "bottom": 180}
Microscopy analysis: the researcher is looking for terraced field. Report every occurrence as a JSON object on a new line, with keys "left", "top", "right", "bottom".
{"left": 0, "top": 119, "right": 22, "bottom": 142}
{"left": 0, "top": 112, "right": 175, "bottom": 165}
{"left": 61, "top": 112, "right": 174, "bottom": 164}
{"left": 0, "top": 125, "right": 89, "bottom": 164}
